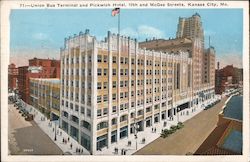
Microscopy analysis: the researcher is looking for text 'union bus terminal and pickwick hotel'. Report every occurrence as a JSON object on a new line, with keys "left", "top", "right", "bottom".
{"left": 59, "top": 13, "right": 215, "bottom": 154}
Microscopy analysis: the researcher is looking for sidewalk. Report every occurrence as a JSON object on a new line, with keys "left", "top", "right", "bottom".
{"left": 22, "top": 102, "right": 90, "bottom": 155}
{"left": 19, "top": 95, "right": 220, "bottom": 155}
{"left": 96, "top": 97, "right": 220, "bottom": 155}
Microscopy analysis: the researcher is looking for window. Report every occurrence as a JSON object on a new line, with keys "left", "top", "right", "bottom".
{"left": 88, "top": 55, "right": 92, "bottom": 62}
{"left": 112, "top": 56, "right": 116, "bottom": 63}
{"left": 112, "top": 106, "right": 117, "bottom": 113}
{"left": 112, "top": 94, "right": 116, "bottom": 100}
{"left": 103, "top": 95, "right": 108, "bottom": 102}
{"left": 87, "top": 109, "right": 91, "bottom": 117}
{"left": 81, "top": 106, "right": 85, "bottom": 114}
{"left": 131, "top": 80, "right": 134, "bottom": 86}
{"left": 120, "top": 115, "right": 127, "bottom": 122}
{"left": 97, "top": 55, "right": 102, "bottom": 62}
{"left": 137, "top": 110, "right": 143, "bottom": 116}
{"left": 120, "top": 81, "right": 124, "bottom": 87}
{"left": 112, "top": 118, "right": 117, "bottom": 125}
{"left": 131, "top": 69, "right": 134, "bottom": 75}
{"left": 113, "top": 69, "right": 116, "bottom": 76}
{"left": 120, "top": 92, "right": 124, "bottom": 99}
{"left": 103, "top": 55, "right": 108, "bottom": 63}
{"left": 120, "top": 57, "right": 124, "bottom": 64}
{"left": 131, "top": 58, "right": 135, "bottom": 65}
{"left": 146, "top": 107, "right": 151, "bottom": 113}
{"left": 97, "top": 109, "right": 102, "bottom": 117}
{"left": 97, "top": 69, "right": 102, "bottom": 76}
{"left": 97, "top": 121, "right": 108, "bottom": 130}
{"left": 103, "top": 69, "right": 107, "bottom": 76}
{"left": 97, "top": 82, "right": 102, "bottom": 89}
{"left": 103, "top": 108, "right": 108, "bottom": 115}
{"left": 125, "top": 58, "right": 128, "bottom": 64}
{"left": 103, "top": 82, "right": 108, "bottom": 89}
{"left": 125, "top": 69, "right": 128, "bottom": 75}
{"left": 88, "top": 69, "right": 91, "bottom": 76}
{"left": 97, "top": 96, "right": 102, "bottom": 103}
{"left": 120, "top": 69, "right": 124, "bottom": 75}
{"left": 112, "top": 81, "right": 116, "bottom": 88}
{"left": 124, "top": 80, "right": 129, "bottom": 87}
{"left": 131, "top": 91, "right": 134, "bottom": 97}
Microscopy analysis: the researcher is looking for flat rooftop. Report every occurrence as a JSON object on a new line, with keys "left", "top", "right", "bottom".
{"left": 223, "top": 95, "right": 243, "bottom": 121}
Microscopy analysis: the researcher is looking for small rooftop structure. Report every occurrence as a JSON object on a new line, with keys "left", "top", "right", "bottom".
{"left": 223, "top": 95, "right": 243, "bottom": 121}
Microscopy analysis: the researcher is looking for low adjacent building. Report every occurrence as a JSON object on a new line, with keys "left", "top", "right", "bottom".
{"left": 195, "top": 95, "right": 242, "bottom": 155}
{"left": 30, "top": 78, "right": 60, "bottom": 120}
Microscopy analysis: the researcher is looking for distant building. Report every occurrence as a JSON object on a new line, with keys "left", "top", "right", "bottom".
{"left": 195, "top": 95, "right": 242, "bottom": 155}
{"left": 176, "top": 12, "right": 204, "bottom": 48}
{"left": 215, "top": 64, "right": 243, "bottom": 94}
{"left": 8, "top": 63, "right": 18, "bottom": 91}
{"left": 30, "top": 78, "right": 60, "bottom": 120}
{"left": 17, "top": 58, "right": 60, "bottom": 104}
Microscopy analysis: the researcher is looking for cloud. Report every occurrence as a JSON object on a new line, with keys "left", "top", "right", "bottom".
{"left": 32, "top": 32, "right": 48, "bottom": 40}
{"left": 216, "top": 53, "right": 243, "bottom": 69}
{"left": 108, "top": 25, "right": 165, "bottom": 40}
{"left": 137, "top": 25, "right": 164, "bottom": 38}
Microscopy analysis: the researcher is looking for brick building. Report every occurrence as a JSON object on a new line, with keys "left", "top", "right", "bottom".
{"left": 8, "top": 63, "right": 18, "bottom": 91}
{"left": 215, "top": 64, "right": 243, "bottom": 94}
{"left": 17, "top": 58, "right": 60, "bottom": 104}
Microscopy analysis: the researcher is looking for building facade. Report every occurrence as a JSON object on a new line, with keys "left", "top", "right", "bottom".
{"left": 215, "top": 64, "right": 243, "bottom": 94}
{"left": 176, "top": 12, "right": 204, "bottom": 48}
{"left": 17, "top": 58, "right": 60, "bottom": 104}
{"left": 58, "top": 29, "right": 217, "bottom": 154}
{"left": 8, "top": 63, "right": 18, "bottom": 91}
{"left": 30, "top": 78, "right": 60, "bottom": 120}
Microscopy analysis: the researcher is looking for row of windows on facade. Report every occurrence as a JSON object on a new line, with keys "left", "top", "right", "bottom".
{"left": 62, "top": 101, "right": 92, "bottom": 117}
{"left": 61, "top": 68, "right": 173, "bottom": 77}
{"left": 62, "top": 97, "right": 171, "bottom": 119}
{"left": 62, "top": 54, "right": 174, "bottom": 67}
{"left": 63, "top": 104, "right": 167, "bottom": 131}
{"left": 30, "top": 90, "right": 60, "bottom": 99}
{"left": 62, "top": 85, "right": 171, "bottom": 104}
{"left": 61, "top": 77, "right": 173, "bottom": 89}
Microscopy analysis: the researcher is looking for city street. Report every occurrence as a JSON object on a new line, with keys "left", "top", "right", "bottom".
{"left": 8, "top": 103, "right": 63, "bottom": 155}
{"left": 134, "top": 97, "right": 228, "bottom": 155}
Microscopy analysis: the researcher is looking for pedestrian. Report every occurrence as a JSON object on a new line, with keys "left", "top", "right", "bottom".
{"left": 154, "top": 127, "right": 156, "bottom": 133}
{"left": 63, "top": 138, "right": 64, "bottom": 143}
{"left": 60, "top": 131, "right": 62, "bottom": 136}
{"left": 76, "top": 147, "right": 78, "bottom": 153}
{"left": 68, "top": 137, "right": 70, "bottom": 142}
{"left": 81, "top": 149, "right": 83, "bottom": 154}
{"left": 70, "top": 143, "right": 73, "bottom": 149}
{"left": 151, "top": 127, "right": 153, "bottom": 132}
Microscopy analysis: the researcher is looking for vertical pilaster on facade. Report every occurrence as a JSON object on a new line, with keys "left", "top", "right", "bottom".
{"left": 159, "top": 51, "right": 163, "bottom": 124}
{"left": 116, "top": 34, "right": 121, "bottom": 141}
{"left": 107, "top": 31, "right": 112, "bottom": 148}
{"left": 151, "top": 50, "right": 155, "bottom": 125}
{"left": 143, "top": 48, "right": 147, "bottom": 130}
{"left": 127, "top": 37, "right": 132, "bottom": 139}
{"left": 91, "top": 38, "right": 98, "bottom": 154}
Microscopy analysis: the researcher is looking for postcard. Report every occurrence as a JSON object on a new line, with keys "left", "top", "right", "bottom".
{"left": 1, "top": 1, "right": 249, "bottom": 162}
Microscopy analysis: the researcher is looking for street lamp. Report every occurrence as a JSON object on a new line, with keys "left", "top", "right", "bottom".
{"left": 54, "top": 120, "right": 57, "bottom": 141}
{"left": 177, "top": 107, "right": 180, "bottom": 123}
{"left": 134, "top": 123, "right": 139, "bottom": 150}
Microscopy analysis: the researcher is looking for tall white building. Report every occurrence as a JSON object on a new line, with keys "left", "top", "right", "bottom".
{"left": 60, "top": 29, "right": 213, "bottom": 154}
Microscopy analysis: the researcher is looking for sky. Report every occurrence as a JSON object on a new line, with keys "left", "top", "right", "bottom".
{"left": 10, "top": 9, "right": 243, "bottom": 68}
